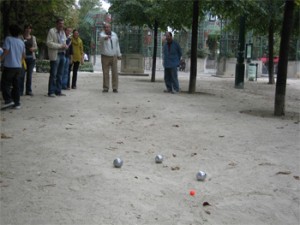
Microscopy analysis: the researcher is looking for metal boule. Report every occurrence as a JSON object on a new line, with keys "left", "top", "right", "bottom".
{"left": 113, "top": 158, "right": 123, "bottom": 168}
{"left": 155, "top": 155, "right": 163, "bottom": 163}
{"left": 196, "top": 171, "right": 206, "bottom": 181}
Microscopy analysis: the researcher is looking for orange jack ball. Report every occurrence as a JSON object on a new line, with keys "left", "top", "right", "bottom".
{"left": 190, "top": 190, "right": 196, "bottom": 196}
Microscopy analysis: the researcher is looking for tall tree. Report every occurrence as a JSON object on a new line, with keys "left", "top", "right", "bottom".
{"left": 0, "top": 0, "right": 77, "bottom": 57}
{"left": 0, "top": 0, "right": 10, "bottom": 39}
{"left": 151, "top": 20, "right": 158, "bottom": 82}
{"left": 108, "top": 0, "right": 194, "bottom": 82}
{"left": 77, "top": 0, "right": 103, "bottom": 56}
{"left": 108, "top": 0, "right": 156, "bottom": 79}
{"left": 78, "top": 0, "right": 101, "bottom": 18}
{"left": 274, "top": 0, "right": 295, "bottom": 116}
{"left": 207, "top": 0, "right": 285, "bottom": 84}
{"left": 189, "top": 0, "right": 199, "bottom": 93}
{"left": 1, "top": 0, "right": 26, "bottom": 38}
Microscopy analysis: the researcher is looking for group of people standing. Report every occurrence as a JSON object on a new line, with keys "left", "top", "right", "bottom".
{"left": 97, "top": 26, "right": 182, "bottom": 94}
{"left": 0, "top": 23, "right": 38, "bottom": 110}
{"left": 1, "top": 17, "right": 182, "bottom": 110}
{"left": 0, "top": 18, "right": 85, "bottom": 109}
{"left": 46, "top": 18, "right": 84, "bottom": 97}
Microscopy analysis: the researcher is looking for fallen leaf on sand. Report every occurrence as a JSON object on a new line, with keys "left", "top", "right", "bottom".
{"left": 203, "top": 202, "right": 211, "bottom": 207}
{"left": 42, "top": 184, "right": 56, "bottom": 187}
{"left": 1, "top": 133, "right": 12, "bottom": 139}
{"left": 276, "top": 171, "right": 291, "bottom": 175}
{"left": 258, "top": 162, "right": 274, "bottom": 166}
{"left": 171, "top": 166, "right": 180, "bottom": 171}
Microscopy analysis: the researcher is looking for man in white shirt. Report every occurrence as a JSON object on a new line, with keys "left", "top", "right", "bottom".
{"left": 99, "top": 23, "right": 122, "bottom": 93}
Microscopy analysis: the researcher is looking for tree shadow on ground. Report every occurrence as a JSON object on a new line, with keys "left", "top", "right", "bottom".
{"left": 134, "top": 79, "right": 164, "bottom": 83}
{"left": 180, "top": 91, "right": 215, "bottom": 96}
{"left": 239, "top": 109, "right": 300, "bottom": 122}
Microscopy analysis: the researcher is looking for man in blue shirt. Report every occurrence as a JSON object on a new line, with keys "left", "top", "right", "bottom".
{"left": 1, "top": 24, "right": 25, "bottom": 110}
{"left": 162, "top": 32, "right": 182, "bottom": 94}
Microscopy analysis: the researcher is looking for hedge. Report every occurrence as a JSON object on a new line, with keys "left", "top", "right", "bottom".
{"left": 35, "top": 59, "right": 94, "bottom": 73}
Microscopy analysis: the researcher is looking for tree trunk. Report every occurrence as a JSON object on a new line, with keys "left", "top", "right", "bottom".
{"left": 1, "top": 0, "right": 26, "bottom": 39}
{"left": 268, "top": 18, "right": 275, "bottom": 84}
{"left": 151, "top": 20, "right": 158, "bottom": 82}
{"left": 234, "top": 16, "right": 246, "bottom": 89}
{"left": 274, "top": 0, "right": 295, "bottom": 116}
{"left": 15, "top": 0, "right": 26, "bottom": 26}
{"left": 1, "top": 0, "right": 11, "bottom": 38}
{"left": 188, "top": 0, "right": 199, "bottom": 93}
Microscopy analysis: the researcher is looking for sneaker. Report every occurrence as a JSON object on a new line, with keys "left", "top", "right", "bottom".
{"left": 26, "top": 92, "right": 34, "bottom": 96}
{"left": 163, "top": 89, "right": 172, "bottom": 93}
{"left": 102, "top": 89, "right": 108, "bottom": 93}
{"left": 1, "top": 101, "right": 14, "bottom": 110}
{"left": 48, "top": 94, "right": 56, "bottom": 97}
{"left": 113, "top": 89, "right": 118, "bottom": 93}
{"left": 56, "top": 93, "right": 66, "bottom": 96}
{"left": 172, "top": 91, "right": 179, "bottom": 94}
{"left": 13, "top": 104, "right": 21, "bottom": 110}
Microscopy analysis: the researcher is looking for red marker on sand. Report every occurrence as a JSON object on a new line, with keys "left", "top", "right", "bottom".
{"left": 190, "top": 190, "right": 196, "bottom": 196}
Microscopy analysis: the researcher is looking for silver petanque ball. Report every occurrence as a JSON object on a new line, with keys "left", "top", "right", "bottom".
{"left": 113, "top": 158, "right": 123, "bottom": 168}
{"left": 196, "top": 171, "right": 207, "bottom": 181}
{"left": 155, "top": 155, "right": 163, "bottom": 163}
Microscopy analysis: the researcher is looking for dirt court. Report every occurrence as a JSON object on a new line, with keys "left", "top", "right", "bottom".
{"left": 0, "top": 70, "right": 299, "bottom": 225}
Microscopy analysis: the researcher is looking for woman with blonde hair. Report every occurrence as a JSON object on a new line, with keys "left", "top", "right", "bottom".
{"left": 70, "top": 29, "right": 84, "bottom": 89}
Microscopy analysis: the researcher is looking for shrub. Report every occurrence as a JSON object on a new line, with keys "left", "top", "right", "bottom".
{"left": 35, "top": 59, "right": 50, "bottom": 73}
{"left": 35, "top": 60, "right": 94, "bottom": 73}
{"left": 185, "top": 48, "right": 210, "bottom": 58}
{"left": 79, "top": 62, "right": 94, "bottom": 72}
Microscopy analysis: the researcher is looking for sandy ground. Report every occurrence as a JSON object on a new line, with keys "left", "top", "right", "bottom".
{"left": 0, "top": 70, "right": 299, "bottom": 225}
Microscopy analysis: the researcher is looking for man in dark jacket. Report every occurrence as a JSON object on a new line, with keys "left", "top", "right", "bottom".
{"left": 162, "top": 32, "right": 182, "bottom": 94}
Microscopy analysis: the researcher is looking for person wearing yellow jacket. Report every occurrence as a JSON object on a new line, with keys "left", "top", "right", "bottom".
{"left": 70, "top": 29, "right": 84, "bottom": 89}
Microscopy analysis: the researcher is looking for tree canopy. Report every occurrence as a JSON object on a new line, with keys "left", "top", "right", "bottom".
{"left": 0, "top": 0, "right": 77, "bottom": 42}
{"left": 0, "top": 0, "right": 105, "bottom": 56}
{"left": 108, "top": 0, "right": 199, "bottom": 31}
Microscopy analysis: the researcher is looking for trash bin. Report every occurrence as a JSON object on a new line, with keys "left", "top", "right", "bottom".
{"left": 247, "top": 63, "right": 258, "bottom": 81}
